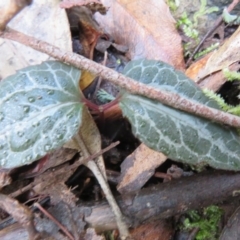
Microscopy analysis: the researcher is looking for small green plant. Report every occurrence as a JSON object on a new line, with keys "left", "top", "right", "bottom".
{"left": 183, "top": 205, "right": 223, "bottom": 240}
{"left": 193, "top": 0, "right": 219, "bottom": 25}
{"left": 97, "top": 89, "right": 115, "bottom": 103}
{"left": 194, "top": 43, "right": 219, "bottom": 59}
{"left": 204, "top": 68, "right": 240, "bottom": 116}
{"left": 176, "top": 0, "right": 218, "bottom": 57}
{"left": 177, "top": 12, "right": 199, "bottom": 40}
{"left": 222, "top": 8, "right": 240, "bottom": 24}
{"left": 166, "top": 0, "right": 179, "bottom": 12}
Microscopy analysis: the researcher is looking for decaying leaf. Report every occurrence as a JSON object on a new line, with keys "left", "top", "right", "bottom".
{"left": 117, "top": 143, "right": 167, "bottom": 193}
{"left": 130, "top": 220, "right": 174, "bottom": 240}
{"left": 0, "top": 0, "right": 72, "bottom": 79}
{"left": 80, "top": 70, "right": 96, "bottom": 90}
{"left": 22, "top": 147, "right": 77, "bottom": 178}
{"left": 120, "top": 59, "right": 240, "bottom": 170}
{"left": 60, "top": 0, "right": 108, "bottom": 14}
{"left": 65, "top": 106, "right": 106, "bottom": 177}
{"left": 66, "top": 5, "right": 103, "bottom": 58}
{"left": 0, "top": 61, "right": 82, "bottom": 169}
{"left": 196, "top": 26, "right": 240, "bottom": 81}
{"left": 95, "top": 0, "right": 184, "bottom": 69}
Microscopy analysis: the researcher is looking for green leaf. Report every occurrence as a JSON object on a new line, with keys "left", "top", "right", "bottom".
{"left": 0, "top": 61, "right": 83, "bottom": 168}
{"left": 119, "top": 59, "right": 240, "bottom": 170}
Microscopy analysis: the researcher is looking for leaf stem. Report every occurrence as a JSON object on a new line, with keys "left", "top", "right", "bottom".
{"left": 2, "top": 28, "right": 240, "bottom": 128}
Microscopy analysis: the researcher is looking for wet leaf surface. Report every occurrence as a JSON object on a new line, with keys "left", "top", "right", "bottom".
{"left": 120, "top": 59, "right": 240, "bottom": 170}
{"left": 0, "top": 61, "right": 82, "bottom": 168}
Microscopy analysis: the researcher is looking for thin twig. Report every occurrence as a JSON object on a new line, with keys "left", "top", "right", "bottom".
{"left": 0, "top": 0, "right": 32, "bottom": 30}
{"left": 186, "top": 0, "right": 240, "bottom": 66}
{"left": 0, "top": 193, "right": 39, "bottom": 239}
{"left": 34, "top": 202, "right": 75, "bottom": 240}
{"left": 9, "top": 141, "right": 120, "bottom": 198}
{"left": 1, "top": 28, "right": 240, "bottom": 128}
{"left": 73, "top": 134, "right": 130, "bottom": 239}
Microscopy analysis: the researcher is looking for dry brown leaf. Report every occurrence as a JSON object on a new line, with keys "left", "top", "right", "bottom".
{"left": 84, "top": 228, "right": 105, "bottom": 240}
{"left": 95, "top": 0, "right": 184, "bottom": 69}
{"left": 117, "top": 143, "right": 167, "bottom": 194}
{"left": 33, "top": 163, "right": 79, "bottom": 206}
{"left": 0, "top": 0, "right": 71, "bottom": 79}
{"left": 60, "top": 0, "right": 108, "bottom": 14}
{"left": 130, "top": 220, "right": 173, "bottom": 240}
{"left": 65, "top": 106, "right": 106, "bottom": 178}
{"left": 185, "top": 53, "right": 212, "bottom": 81}
{"left": 197, "top": 62, "right": 240, "bottom": 91}
{"left": 22, "top": 147, "right": 77, "bottom": 178}
{"left": 196, "top": 26, "right": 240, "bottom": 81}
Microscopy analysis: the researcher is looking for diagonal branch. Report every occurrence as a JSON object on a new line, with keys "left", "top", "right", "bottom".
{"left": 1, "top": 28, "right": 240, "bottom": 128}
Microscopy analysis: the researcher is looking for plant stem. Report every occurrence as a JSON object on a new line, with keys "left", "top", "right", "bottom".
{"left": 72, "top": 135, "right": 130, "bottom": 239}
{"left": 2, "top": 28, "right": 240, "bottom": 128}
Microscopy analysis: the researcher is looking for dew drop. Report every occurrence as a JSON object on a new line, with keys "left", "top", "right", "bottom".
{"left": 32, "top": 121, "right": 40, "bottom": 127}
{"left": 23, "top": 106, "right": 30, "bottom": 113}
{"left": 24, "top": 139, "right": 30, "bottom": 145}
{"left": 17, "top": 131, "right": 24, "bottom": 137}
{"left": 45, "top": 117, "right": 50, "bottom": 122}
{"left": 0, "top": 112, "right": 4, "bottom": 121}
{"left": 44, "top": 144, "right": 51, "bottom": 151}
{"left": 67, "top": 114, "right": 73, "bottom": 119}
{"left": 44, "top": 77, "right": 48, "bottom": 81}
{"left": 26, "top": 155, "right": 32, "bottom": 161}
{"left": 28, "top": 97, "right": 35, "bottom": 103}
{"left": 37, "top": 95, "right": 42, "bottom": 100}
{"left": 47, "top": 90, "right": 54, "bottom": 95}
{"left": 56, "top": 134, "right": 63, "bottom": 140}
{"left": 0, "top": 144, "right": 3, "bottom": 150}
{"left": 73, "top": 123, "right": 79, "bottom": 128}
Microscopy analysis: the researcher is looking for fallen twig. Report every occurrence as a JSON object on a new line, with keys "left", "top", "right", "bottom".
{"left": 34, "top": 202, "right": 74, "bottom": 240}
{"left": 9, "top": 141, "right": 120, "bottom": 198}
{"left": 0, "top": 193, "right": 39, "bottom": 239}
{"left": 2, "top": 28, "right": 240, "bottom": 128}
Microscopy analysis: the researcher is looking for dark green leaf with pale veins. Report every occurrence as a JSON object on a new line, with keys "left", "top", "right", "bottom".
{"left": 0, "top": 61, "right": 82, "bottom": 168}
{"left": 120, "top": 59, "right": 240, "bottom": 170}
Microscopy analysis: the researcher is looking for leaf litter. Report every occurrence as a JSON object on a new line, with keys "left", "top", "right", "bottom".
{"left": 1, "top": 0, "right": 240, "bottom": 239}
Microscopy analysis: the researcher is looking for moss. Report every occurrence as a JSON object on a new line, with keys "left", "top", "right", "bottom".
{"left": 182, "top": 205, "right": 223, "bottom": 240}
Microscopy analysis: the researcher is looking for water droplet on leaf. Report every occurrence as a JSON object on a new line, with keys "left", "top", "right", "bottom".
{"left": 47, "top": 90, "right": 54, "bottom": 95}
{"left": 23, "top": 106, "right": 30, "bottom": 113}
{"left": 32, "top": 121, "right": 40, "bottom": 127}
{"left": 28, "top": 97, "right": 35, "bottom": 103}
{"left": 56, "top": 134, "right": 63, "bottom": 140}
{"left": 0, "top": 113, "right": 4, "bottom": 121}
{"left": 44, "top": 144, "right": 51, "bottom": 151}
{"left": 17, "top": 131, "right": 24, "bottom": 137}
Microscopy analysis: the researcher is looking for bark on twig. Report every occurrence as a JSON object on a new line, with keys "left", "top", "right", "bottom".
{"left": 0, "top": 193, "right": 39, "bottom": 239}
{"left": 82, "top": 171, "right": 240, "bottom": 231}
{"left": 0, "top": 0, "right": 32, "bottom": 30}
{"left": 1, "top": 28, "right": 240, "bottom": 128}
